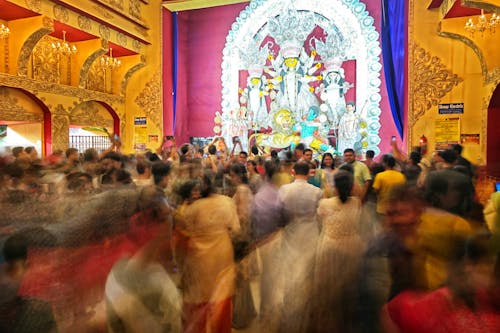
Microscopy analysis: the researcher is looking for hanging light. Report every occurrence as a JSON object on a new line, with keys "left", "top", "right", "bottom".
{"left": 100, "top": 48, "right": 122, "bottom": 70}
{"left": 51, "top": 30, "right": 77, "bottom": 56}
{"left": 464, "top": 9, "right": 500, "bottom": 37}
{"left": 0, "top": 24, "right": 10, "bottom": 39}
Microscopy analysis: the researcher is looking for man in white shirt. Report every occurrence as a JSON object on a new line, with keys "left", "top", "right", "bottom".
{"left": 277, "top": 161, "right": 323, "bottom": 332}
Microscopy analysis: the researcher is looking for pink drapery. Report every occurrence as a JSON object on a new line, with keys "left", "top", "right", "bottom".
{"left": 163, "top": 1, "right": 400, "bottom": 154}
{"left": 162, "top": 8, "right": 175, "bottom": 136}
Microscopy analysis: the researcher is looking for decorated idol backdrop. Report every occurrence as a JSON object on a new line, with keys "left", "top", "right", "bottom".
{"left": 165, "top": 0, "right": 398, "bottom": 156}
{"left": 216, "top": 0, "right": 383, "bottom": 155}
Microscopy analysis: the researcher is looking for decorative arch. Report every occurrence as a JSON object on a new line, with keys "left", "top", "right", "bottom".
{"left": 120, "top": 56, "right": 146, "bottom": 96}
{"left": 79, "top": 39, "right": 109, "bottom": 88}
{"left": 17, "top": 21, "right": 54, "bottom": 77}
{"left": 70, "top": 101, "right": 114, "bottom": 127}
{"left": 437, "top": 29, "right": 488, "bottom": 78}
{"left": 97, "top": 101, "right": 121, "bottom": 135}
{"left": 0, "top": 86, "right": 52, "bottom": 155}
{"left": 220, "top": 0, "right": 382, "bottom": 154}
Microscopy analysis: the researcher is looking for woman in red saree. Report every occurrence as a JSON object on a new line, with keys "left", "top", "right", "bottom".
{"left": 382, "top": 233, "right": 500, "bottom": 333}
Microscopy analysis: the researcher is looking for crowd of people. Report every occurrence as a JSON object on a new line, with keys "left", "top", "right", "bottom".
{"left": 0, "top": 136, "right": 499, "bottom": 333}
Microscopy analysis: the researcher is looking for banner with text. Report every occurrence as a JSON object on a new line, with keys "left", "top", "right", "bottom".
{"left": 435, "top": 117, "right": 460, "bottom": 150}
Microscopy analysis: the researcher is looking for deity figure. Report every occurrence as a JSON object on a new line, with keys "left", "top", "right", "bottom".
{"left": 317, "top": 60, "right": 352, "bottom": 129}
{"left": 266, "top": 40, "right": 320, "bottom": 122}
{"left": 337, "top": 101, "right": 360, "bottom": 153}
{"left": 248, "top": 108, "right": 300, "bottom": 149}
{"left": 245, "top": 67, "right": 269, "bottom": 130}
{"left": 293, "top": 106, "right": 329, "bottom": 152}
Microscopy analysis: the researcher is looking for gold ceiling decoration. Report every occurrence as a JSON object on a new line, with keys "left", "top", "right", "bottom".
{"left": 51, "top": 30, "right": 78, "bottom": 57}
{"left": 464, "top": 10, "right": 500, "bottom": 37}
{"left": 0, "top": 24, "right": 10, "bottom": 39}
{"left": 100, "top": 48, "right": 122, "bottom": 70}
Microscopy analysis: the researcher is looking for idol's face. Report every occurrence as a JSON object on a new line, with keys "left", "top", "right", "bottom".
{"left": 250, "top": 77, "right": 260, "bottom": 86}
{"left": 284, "top": 57, "right": 298, "bottom": 68}
{"left": 346, "top": 104, "right": 355, "bottom": 113}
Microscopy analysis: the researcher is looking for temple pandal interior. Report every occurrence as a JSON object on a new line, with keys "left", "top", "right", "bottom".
{"left": 0, "top": 0, "right": 499, "bottom": 179}
{"left": 0, "top": 0, "right": 500, "bottom": 170}
{"left": 0, "top": 0, "right": 500, "bottom": 332}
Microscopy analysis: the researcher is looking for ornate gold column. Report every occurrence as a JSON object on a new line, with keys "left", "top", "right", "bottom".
{"left": 51, "top": 104, "right": 70, "bottom": 152}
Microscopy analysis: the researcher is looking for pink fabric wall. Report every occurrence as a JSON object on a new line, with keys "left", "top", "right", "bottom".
{"left": 162, "top": 8, "right": 175, "bottom": 136}
{"left": 174, "top": 3, "right": 249, "bottom": 144}
{"left": 164, "top": 1, "right": 400, "bottom": 156}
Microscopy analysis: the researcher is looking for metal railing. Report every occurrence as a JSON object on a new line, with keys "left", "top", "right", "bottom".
{"left": 69, "top": 135, "right": 111, "bottom": 153}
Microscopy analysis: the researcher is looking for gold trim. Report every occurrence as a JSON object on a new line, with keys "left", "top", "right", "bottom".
{"left": 134, "top": 70, "right": 162, "bottom": 131}
{"left": 17, "top": 25, "right": 54, "bottom": 77}
{"left": 94, "top": 5, "right": 115, "bottom": 19}
{"left": 78, "top": 15, "right": 92, "bottom": 31}
{"left": 437, "top": 25, "right": 488, "bottom": 78}
{"left": 0, "top": 72, "right": 124, "bottom": 105}
{"left": 70, "top": 101, "right": 114, "bottom": 127}
{"left": 53, "top": 4, "right": 70, "bottom": 23}
{"left": 3, "top": 35, "right": 9, "bottom": 73}
{"left": 0, "top": 87, "right": 44, "bottom": 122}
{"left": 25, "top": 0, "right": 42, "bottom": 12}
{"left": 79, "top": 39, "right": 109, "bottom": 89}
{"left": 99, "top": 24, "right": 111, "bottom": 40}
{"left": 411, "top": 44, "right": 463, "bottom": 122}
{"left": 52, "top": 108, "right": 70, "bottom": 152}
{"left": 485, "top": 67, "right": 500, "bottom": 85}
{"left": 462, "top": 0, "right": 500, "bottom": 12}
{"left": 117, "top": 32, "right": 127, "bottom": 47}
{"left": 120, "top": 57, "right": 145, "bottom": 96}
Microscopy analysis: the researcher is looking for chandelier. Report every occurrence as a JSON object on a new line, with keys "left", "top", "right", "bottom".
{"left": 51, "top": 30, "right": 77, "bottom": 56}
{"left": 464, "top": 10, "right": 500, "bottom": 36}
{"left": 0, "top": 24, "right": 10, "bottom": 39}
{"left": 100, "top": 48, "right": 121, "bottom": 70}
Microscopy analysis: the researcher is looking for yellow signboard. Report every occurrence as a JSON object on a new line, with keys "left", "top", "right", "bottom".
{"left": 435, "top": 117, "right": 460, "bottom": 150}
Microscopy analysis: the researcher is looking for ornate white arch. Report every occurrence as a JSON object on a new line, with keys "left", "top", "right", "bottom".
{"left": 221, "top": 0, "right": 382, "bottom": 155}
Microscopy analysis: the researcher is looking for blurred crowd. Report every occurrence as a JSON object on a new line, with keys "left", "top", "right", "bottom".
{"left": 0, "top": 136, "right": 499, "bottom": 333}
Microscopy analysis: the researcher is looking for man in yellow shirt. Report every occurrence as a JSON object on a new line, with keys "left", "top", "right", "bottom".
{"left": 372, "top": 155, "right": 406, "bottom": 215}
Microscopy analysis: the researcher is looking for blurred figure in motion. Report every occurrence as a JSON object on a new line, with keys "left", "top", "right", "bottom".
{"left": 308, "top": 170, "right": 365, "bottom": 333}
{"left": 174, "top": 173, "right": 240, "bottom": 333}
{"left": 484, "top": 190, "right": 500, "bottom": 235}
{"left": 0, "top": 231, "right": 58, "bottom": 333}
{"left": 277, "top": 161, "right": 322, "bottom": 333}
{"left": 382, "top": 233, "right": 500, "bottom": 333}
{"left": 251, "top": 160, "right": 286, "bottom": 332}
{"left": 356, "top": 185, "right": 426, "bottom": 333}
{"left": 105, "top": 187, "right": 182, "bottom": 333}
